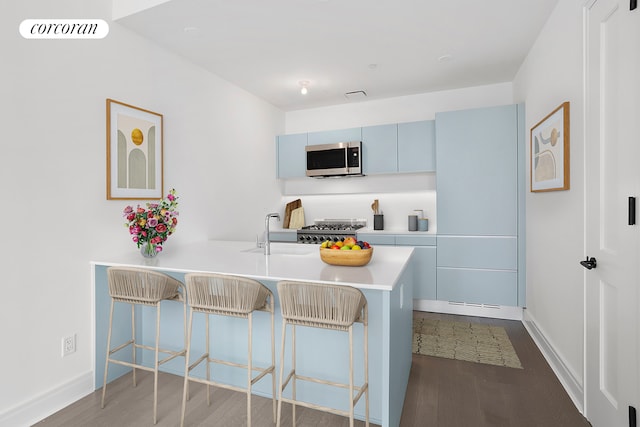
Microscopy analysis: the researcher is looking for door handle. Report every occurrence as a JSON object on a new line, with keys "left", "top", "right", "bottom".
{"left": 580, "top": 256, "right": 597, "bottom": 270}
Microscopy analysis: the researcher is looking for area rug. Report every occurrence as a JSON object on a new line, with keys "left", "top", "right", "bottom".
{"left": 412, "top": 317, "right": 523, "bottom": 369}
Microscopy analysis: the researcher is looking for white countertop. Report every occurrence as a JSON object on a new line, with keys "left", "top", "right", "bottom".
{"left": 92, "top": 240, "right": 414, "bottom": 291}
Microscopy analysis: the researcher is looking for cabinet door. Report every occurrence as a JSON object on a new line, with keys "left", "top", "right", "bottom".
{"left": 412, "top": 246, "right": 437, "bottom": 300}
{"left": 356, "top": 233, "right": 395, "bottom": 246}
{"left": 362, "top": 124, "right": 398, "bottom": 174}
{"left": 436, "top": 105, "right": 518, "bottom": 235}
{"left": 398, "top": 120, "right": 436, "bottom": 172}
{"left": 436, "top": 268, "right": 518, "bottom": 306}
{"left": 277, "top": 133, "right": 307, "bottom": 178}
{"left": 436, "top": 236, "right": 517, "bottom": 270}
{"left": 307, "top": 127, "right": 361, "bottom": 145}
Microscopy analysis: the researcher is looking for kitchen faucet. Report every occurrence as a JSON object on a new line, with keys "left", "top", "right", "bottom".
{"left": 264, "top": 212, "right": 280, "bottom": 255}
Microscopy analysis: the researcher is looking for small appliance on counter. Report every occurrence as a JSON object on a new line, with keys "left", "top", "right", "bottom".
{"left": 297, "top": 219, "right": 366, "bottom": 243}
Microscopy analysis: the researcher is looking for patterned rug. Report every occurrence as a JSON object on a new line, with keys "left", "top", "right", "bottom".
{"left": 413, "top": 317, "right": 523, "bottom": 369}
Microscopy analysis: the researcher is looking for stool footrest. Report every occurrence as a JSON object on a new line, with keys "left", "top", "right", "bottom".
{"left": 186, "top": 354, "right": 275, "bottom": 389}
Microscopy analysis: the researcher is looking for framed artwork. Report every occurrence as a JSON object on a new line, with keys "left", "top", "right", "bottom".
{"left": 530, "top": 102, "right": 570, "bottom": 192}
{"left": 106, "top": 99, "right": 163, "bottom": 199}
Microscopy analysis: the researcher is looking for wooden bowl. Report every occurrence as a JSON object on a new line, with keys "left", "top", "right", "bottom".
{"left": 319, "top": 247, "right": 373, "bottom": 266}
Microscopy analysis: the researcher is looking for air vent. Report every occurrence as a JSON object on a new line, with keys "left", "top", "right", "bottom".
{"left": 344, "top": 90, "right": 367, "bottom": 101}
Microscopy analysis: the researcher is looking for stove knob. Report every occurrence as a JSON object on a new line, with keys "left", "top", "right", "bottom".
{"left": 298, "top": 235, "right": 305, "bottom": 242}
{"left": 305, "top": 236, "right": 312, "bottom": 241}
{"left": 312, "top": 236, "right": 318, "bottom": 242}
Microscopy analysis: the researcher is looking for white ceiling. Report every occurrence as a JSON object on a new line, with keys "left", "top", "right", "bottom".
{"left": 115, "top": 0, "right": 559, "bottom": 111}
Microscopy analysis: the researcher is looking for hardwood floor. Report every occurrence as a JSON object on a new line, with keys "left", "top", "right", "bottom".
{"left": 36, "top": 312, "right": 590, "bottom": 427}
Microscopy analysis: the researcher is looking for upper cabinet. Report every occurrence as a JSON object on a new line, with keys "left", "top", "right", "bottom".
{"left": 361, "top": 123, "right": 398, "bottom": 174}
{"left": 277, "top": 120, "right": 436, "bottom": 179}
{"left": 398, "top": 120, "right": 436, "bottom": 173}
{"left": 276, "top": 132, "right": 307, "bottom": 178}
{"left": 436, "top": 105, "right": 518, "bottom": 235}
{"left": 307, "top": 127, "right": 361, "bottom": 145}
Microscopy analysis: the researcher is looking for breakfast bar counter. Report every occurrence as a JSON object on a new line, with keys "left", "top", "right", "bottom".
{"left": 91, "top": 240, "right": 414, "bottom": 427}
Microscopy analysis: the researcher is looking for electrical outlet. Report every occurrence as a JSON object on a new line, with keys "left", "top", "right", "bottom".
{"left": 62, "top": 334, "right": 76, "bottom": 357}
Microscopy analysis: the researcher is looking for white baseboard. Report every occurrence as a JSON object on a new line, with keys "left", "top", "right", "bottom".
{"left": 522, "top": 310, "right": 585, "bottom": 415}
{"left": 413, "top": 299, "right": 523, "bottom": 320}
{"left": 0, "top": 371, "right": 93, "bottom": 427}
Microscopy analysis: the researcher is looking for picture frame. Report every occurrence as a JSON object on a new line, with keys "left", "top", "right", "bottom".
{"left": 530, "top": 102, "right": 570, "bottom": 192}
{"left": 106, "top": 99, "right": 163, "bottom": 200}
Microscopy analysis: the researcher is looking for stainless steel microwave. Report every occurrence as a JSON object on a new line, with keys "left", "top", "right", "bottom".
{"left": 305, "top": 141, "right": 363, "bottom": 177}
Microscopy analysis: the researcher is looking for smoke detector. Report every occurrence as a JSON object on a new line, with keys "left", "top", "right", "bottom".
{"left": 344, "top": 90, "right": 367, "bottom": 101}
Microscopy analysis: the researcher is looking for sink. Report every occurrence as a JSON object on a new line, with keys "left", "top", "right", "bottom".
{"left": 241, "top": 243, "right": 315, "bottom": 255}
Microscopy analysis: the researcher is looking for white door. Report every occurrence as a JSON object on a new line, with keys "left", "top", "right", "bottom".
{"left": 585, "top": 1, "right": 640, "bottom": 426}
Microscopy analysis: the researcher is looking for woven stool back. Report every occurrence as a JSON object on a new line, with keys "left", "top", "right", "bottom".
{"left": 185, "top": 273, "right": 271, "bottom": 317}
{"left": 277, "top": 281, "right": 367, "bottom": 331}
{"left": 107, "top": 267, "right": 181, "bottom": 305}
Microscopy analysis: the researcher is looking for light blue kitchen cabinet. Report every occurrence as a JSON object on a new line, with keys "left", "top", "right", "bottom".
{"left": 436, "top": 268, "right": 518, "bottom": 306}
{"left": 358, "top": 233, "right": 437, "bottom": 300}
{"left": 276, "top": 133, "right": 307, "bottom": 178}
{"left": 307, "top": 127, "right": 361, "bottom": 145}
{"left": 436, "top": 236, "right": 517, "bottom": 270}
{"left": 356, "top": 233, "right": 396, "bottom": 246}
{"left": 410, "top": 246, "right": 437, "bottom": 300}
{"left": 269, "top": 231, "right": 297, "bottom": 243}
{"left": 436, "top": 105, "right": 518, "bottom": 235}
{"left": 397, "top": 120, "right": 436, "bottom": 173}
{"left": 435, "top": 104, "right": 524, "bottom": 307}
{"left": 361, "top": 124, "right": 398, "bottom": 174}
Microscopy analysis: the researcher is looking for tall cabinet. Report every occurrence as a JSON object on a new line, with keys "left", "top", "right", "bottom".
{"left": 435, "top": 104, "right": 525, "bottom": 307}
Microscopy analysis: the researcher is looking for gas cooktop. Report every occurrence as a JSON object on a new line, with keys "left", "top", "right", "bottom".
{"left": 297, "top": 219, "right": 366, "bottom": 244}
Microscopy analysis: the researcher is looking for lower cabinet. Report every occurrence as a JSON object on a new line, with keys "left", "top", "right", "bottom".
{"left": 436, "top": 268, "right": 518, "bottom": 306}
{"left": 436, "top": 235, "right": 518, "bottom": 306}
{"left": 410, "top": 247, "right": 437, "bottom": 300}
{"left": 357, "top": 233, "right": 436, "bottom": 300}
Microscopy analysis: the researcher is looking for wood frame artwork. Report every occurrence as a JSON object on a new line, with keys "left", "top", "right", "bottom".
{"left": 106, "top": 99, "right": 163, "bottom": 200}
{"left": 530, "top": 102, "right": 570, "bottom": 192}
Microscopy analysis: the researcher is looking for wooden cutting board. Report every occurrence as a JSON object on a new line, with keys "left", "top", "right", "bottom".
{"left": 283, "top": 199, "right": 302, "bottom": 228}
{"left": 289, "top": 207, "right": 305, "bottom": 229}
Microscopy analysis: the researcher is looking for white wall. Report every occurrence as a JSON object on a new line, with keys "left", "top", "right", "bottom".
{"left": 513, "top": 0, "right": 585, "bottom": 408}
{"left": 283, "top": 83, "right": 514, "bottom": 230}
{"left": 0, "top": 0, "right": 284, "bottom": 423}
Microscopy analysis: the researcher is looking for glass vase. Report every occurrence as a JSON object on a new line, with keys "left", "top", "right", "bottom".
{"left": 140, "top": 241, "right": 158, "bottom": 258}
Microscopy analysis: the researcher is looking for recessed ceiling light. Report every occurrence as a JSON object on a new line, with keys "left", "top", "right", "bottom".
{"left": 298, "top": 80, "right": 310, "bottom": 95}
{"left": 438, "top": 54, "right": 453, "bottom": 62}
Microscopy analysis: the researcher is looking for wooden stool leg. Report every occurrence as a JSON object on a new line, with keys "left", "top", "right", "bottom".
{"left": 101, "top": 300, "right": 115, "bottom": 408}
{"left": 153, "top": 302, "right": 161, "bottom": 424}
{"left": 180, "top": 309, "right": 194, "bottom": 427}
{"left": 291, "top": 325, "right": 296, "bottom": 427}
{"left": 365, "top": 321, "right": 369, "bottom": 427}
{"left": 247, "top": 312, "right": 253, "bottom": 427}
{"left": 206, "top": 313, "right": 211, "bottom": 406}
{"left": 131, "top": 304, "right": 137, "bottom": 387}
{"left": 276, "top": 322, "right": 286, "bottom": 427}
{"left": 349, "top": 325, "right": 354, "bottom": 427}
{"left": 271, "top": 300, "right": 276, "bottom": 423}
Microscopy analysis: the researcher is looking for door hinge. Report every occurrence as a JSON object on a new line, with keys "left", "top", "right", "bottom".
{"left": 630, "top": 405, "right": 637, "bottom": 427}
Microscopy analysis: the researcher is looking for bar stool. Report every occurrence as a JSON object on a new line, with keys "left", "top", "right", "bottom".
{"left": 276, "top": 281, "right": 369, "bottom": 427}
{"left": 180, "top": 273, "right": 276, "bottom": 427}
{"left": 101, "top": 266, "right": 187, "bottom": 424}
